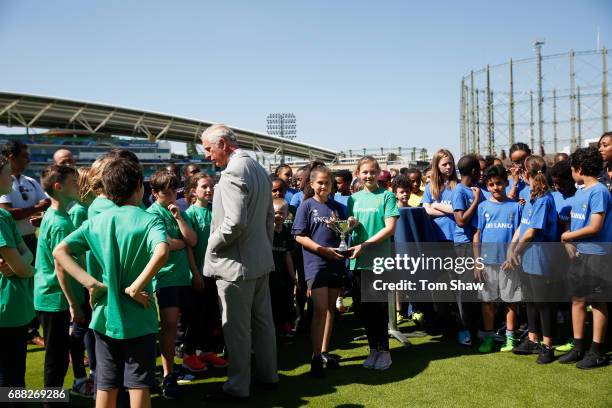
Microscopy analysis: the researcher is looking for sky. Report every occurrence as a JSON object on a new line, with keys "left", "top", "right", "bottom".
{"left": 1, "top": 0, "right": 611, "bottom": 157}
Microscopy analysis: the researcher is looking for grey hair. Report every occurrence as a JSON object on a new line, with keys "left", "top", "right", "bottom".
{"left": 201, "top": 124, "right": 238, "bottom": 146}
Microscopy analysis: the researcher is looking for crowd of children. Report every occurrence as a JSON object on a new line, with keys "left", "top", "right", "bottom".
{"left": 0, "top": 132, "right": 611, "bottom": 406}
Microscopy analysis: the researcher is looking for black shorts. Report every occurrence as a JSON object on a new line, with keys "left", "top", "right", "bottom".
{"left": 155, "top": 285, "right": 192, "bottom": 310}
{"left": 94, "top": 332, "right": 156, "bottom": 390}
{"left": 569, "top": 253, "right": 610, "bottom": 301}
{"left": 307, "top": 268, "right": 344, "bottom": 290}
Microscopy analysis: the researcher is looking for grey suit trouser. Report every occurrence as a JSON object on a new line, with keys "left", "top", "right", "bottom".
{"left": 216, "top": 274, "right": 278, "bottom": 397}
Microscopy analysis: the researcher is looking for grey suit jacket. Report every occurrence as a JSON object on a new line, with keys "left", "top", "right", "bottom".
{"left": 203, "top": 150, "right": 275, "bottom": 282}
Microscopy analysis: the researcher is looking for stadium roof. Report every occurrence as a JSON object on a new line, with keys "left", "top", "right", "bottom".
{"left": 0, "top": 91, "right": 338, "bottom": 161}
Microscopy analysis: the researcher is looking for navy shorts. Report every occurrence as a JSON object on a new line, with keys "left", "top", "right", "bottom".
{"left": 307, "top": 268, "right": 344, "bottom": 290}
{"left": 569, "top": 253, "right": 610, "bottom": 301}
{"left": 155, "top": 285, "right": 192, "bottom": 310}
{"left": 94, "top": 332, "right": 156, "bottom": 390}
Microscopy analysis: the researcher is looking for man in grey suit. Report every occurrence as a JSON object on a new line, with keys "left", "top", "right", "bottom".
{"left": 201, "top": 124, "right": 278, "bottom": 401}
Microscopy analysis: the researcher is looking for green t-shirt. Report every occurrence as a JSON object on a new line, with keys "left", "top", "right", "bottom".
{"left": 348, "top": 188, "right": 400, "bottom": 270}
{"left": 87, "top": 197, "right": 117, "bottom": 280}
{"left": 69, "top": 202, "right": 88, "bottom": 229}
{"left": 146, "top": 202, "right": 192, "bottom": 290}
{"left": 34, "top": 207, "right": 85, "bottom": 311}
{"left": 69, "top": 202, "right": 89, "bottom": 267}
{"left": 0, "top": 208, "right": 34, "bottom": 327}
{"left": 64, "top": 205, "right": 167, "bottom": 339}
{"left": 184, "top": 204, "right": 212, "bottom": 273}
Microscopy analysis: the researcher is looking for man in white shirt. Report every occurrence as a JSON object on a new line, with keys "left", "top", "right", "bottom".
{"left": 0, "top": 140, "right": 50, "bottom": 347}
{"left": 0, "top": 140, "right": 50, "bottom": 254}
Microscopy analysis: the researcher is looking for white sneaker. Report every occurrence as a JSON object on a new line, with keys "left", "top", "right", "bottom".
{"left": 363, "top": 349, "right": 379, "bottom": 369}
{"left": 374, "top": 351, "right": 392, "bottom": 370}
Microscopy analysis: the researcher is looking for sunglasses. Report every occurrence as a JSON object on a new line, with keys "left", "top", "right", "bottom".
{"left": 272, "top": 188, "right": 283, "bottom": 193}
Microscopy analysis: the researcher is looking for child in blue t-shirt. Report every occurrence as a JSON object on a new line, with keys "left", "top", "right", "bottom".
{"left": 549, "top": 159, "right": 578, "bottom": 353}
{"left": 507, "top": 142, "right": 532, "bottom": 202}
{"left": 559, "top": 147, "right": 611, "bottom": 369}
{"left": 506, "top": 155, "right": 558, "bottom": 364}
{"left": 451, "top": 154, "right": 483, "bottom": 347}
{"left": 423, "top": 149, "right": 458, "bottom": 242}
{"left": 473, "top": 165, "right": 522, "bottom": 353}
{"left": 550, "top": 160, "right": 577, "bottom": 235}
{"left": 292, "top": 165, "right": 346, "bottom": 378}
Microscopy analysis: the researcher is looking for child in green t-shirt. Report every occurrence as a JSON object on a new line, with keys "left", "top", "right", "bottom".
{"left": 34, "top": 165, "right": 89, "bottom": 391}
{"left": 183, "top": 173, "right": 228, "bottom": 369}
{"left": 348, "top": 156, "right": 399, "bottom": 371}
{"left": 146, "top": 170, "right": 199, "bottom": 398}
{"left": 67, "top": 166, "right": 97, "bottom": 396}
{"left": 0, "top": 154, "right": 35, "bottom": 387}
{"left": 54, "top": 159, "right": 169, "bottom": 407}
{"left": 68, "top": 167, "right": 95, "bottom": 229}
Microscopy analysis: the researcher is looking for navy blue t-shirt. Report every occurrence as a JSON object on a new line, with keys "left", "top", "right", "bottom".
{"left": 519, "top": 192, "right": 558, "bottom": 275}
{"left": 477, "top": 199, "right": 522, "bottom": 265}
{"left": 451, "top": 183, "right": 483, "bottom": 244}
{"left": 292, "top": 197, "right": 345, "bottom": 280}
{"left": 570, "top": 182, "right": 612, "bottom": 255}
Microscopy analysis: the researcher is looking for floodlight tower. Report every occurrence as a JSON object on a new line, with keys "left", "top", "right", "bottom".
{"left": 266, "top": 113, "right": 297, "bottom": 163}
{"left": 534, "top": 39, "right": 545, "bottom": 152}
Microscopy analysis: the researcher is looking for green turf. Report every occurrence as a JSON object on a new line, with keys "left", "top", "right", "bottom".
{"left": 24, "top": 310, "right": 612, "bottom": 407}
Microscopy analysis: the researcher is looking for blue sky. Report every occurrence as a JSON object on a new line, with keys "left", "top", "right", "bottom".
{"left": 1, "top": 0, "right": 610, "bottom": 157}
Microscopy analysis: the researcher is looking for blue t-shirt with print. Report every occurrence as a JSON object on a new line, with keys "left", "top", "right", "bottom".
{"left": 451, "top": 183, "right": 483, "bottom": 244}
{"left": 422, "top": 183, "right": 456, "bottom": 242}
{"left": 552, "top": 191, "right": 573, "bottom": 224}
{"left": 292, "top": 198, "right": 345, "bottom": 280}
{"left": 519, "top": 193, "right": 558, "bottom": 275}
{"left": 477, "top": 200, "right": 522, "bottom": 265}
{"left": 570, "top": 182, "right": 612, "bottom": 255}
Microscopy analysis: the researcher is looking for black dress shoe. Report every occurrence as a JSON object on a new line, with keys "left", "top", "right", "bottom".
{"left": 204, "top": 390, "right": 250, "bottom": 403}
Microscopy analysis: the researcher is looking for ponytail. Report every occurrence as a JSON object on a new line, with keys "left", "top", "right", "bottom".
{"left": 301, "top": 160, "right": 327, "bottom": 199}
{"left": 524, "top": 156, "right": 549, "bottom": 202}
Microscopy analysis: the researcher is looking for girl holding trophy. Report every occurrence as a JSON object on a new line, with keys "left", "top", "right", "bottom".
{"left": 292, "top": 164, "right": 349, "bottom": 378}
{"left": 348, "top": 156, "right": 399, "bottom": 370}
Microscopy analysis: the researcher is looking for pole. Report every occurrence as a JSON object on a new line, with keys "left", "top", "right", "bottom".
{"left": 460, "top": 79, "right": 466, "bottom": 155}
{"left": 570, "top": 50, "right": 577, "bottom": 150}
{"left": 490, "top": 90, "right": 495, "bottom": 155}
{"left": 509, "top": 58, "right": 515, "bottom": 146}
{"left": 553, "top": 89, "right": 558, "bottom": 152}
{"left": 536, "top": 42, "right": 544, "bottom": 152}
{"left": 475, "top": 89, "right": 480, "bottom": 154}
{"left": 577, "top": 85, "right": 582, "bottom": 148}
{"left": 529, "top": 90, "right": 535, "bottom": 151}
{"left": 603, "top": 47, "right": 609, "bottom": 133}
{"left": 486, "top": 65, "right": 493, "bottom": 156}
{"left": 470, "top": 71, "right": 477, "bottom": 153}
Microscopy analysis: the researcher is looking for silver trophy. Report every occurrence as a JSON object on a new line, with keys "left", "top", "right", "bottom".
{"left": 328, "top": 218, "right": 355, "bottom": 255}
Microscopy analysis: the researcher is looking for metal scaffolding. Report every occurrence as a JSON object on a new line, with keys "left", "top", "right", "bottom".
{"left": 460, "top": 48, "right": 610, "bottom": 156}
